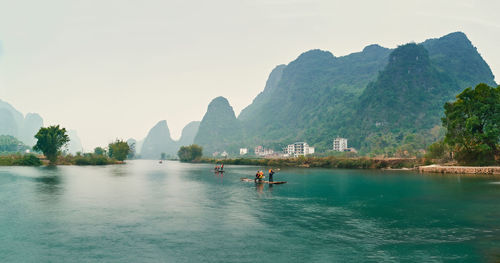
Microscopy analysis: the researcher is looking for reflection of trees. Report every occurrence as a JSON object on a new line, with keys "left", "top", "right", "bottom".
{"left": 35, "top": 166, "right": 63, "bottom": 197}
{"left": 110, "top": 165, "right": 129, "bottom": 177}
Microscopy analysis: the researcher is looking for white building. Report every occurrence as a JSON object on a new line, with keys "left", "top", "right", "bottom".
{"left": 284, "top": 142, "right": 314, "bottom": 157}
{"left": 254, "top": 146, "right": 263, "bottom": 155}
{"left": 221, "top": 151, "right": 228, "bottom": 157}
{"left": 333, "top": 138, "right": 348, "bottom": 152}
{"left": 285, "top": 144, "right": 295, "bottom": 156}
{"left": 240, "top": 148, "right": 248, "bottom": 155}
{"left": 254, "top": 146, "right": 274, "bottom": 156}
{"left": 308, "top": 147, "right": 315, "bottom": 155}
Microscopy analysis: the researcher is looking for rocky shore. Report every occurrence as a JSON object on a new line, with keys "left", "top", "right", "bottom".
{"left": 419, "top": 165, "right": 500, "bottom": 175}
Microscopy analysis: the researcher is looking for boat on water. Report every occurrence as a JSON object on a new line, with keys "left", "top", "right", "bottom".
{"left": 240, "top": 178, "right": 287, "bottom": 184}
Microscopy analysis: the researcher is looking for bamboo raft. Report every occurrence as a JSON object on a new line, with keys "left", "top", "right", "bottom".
{"left": 240, "top": 178, "right": 287, "bottom": 184}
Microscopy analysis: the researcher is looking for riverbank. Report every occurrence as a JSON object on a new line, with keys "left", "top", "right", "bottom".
{"left": 193, "top": 156, "right": 422, "bottom": 169}
{"left": 419, "top": 165, "right": 500, "bottom": 175}
{"left": 0, "top": 153, "right": 123, "bottom": 166}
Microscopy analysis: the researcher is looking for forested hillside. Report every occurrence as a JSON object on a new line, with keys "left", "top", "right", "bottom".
{"left": 193, "top": 32, "right": 497, "bottom": 156}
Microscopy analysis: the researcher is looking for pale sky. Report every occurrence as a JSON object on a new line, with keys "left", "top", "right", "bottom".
{"left": 0, "top": 0, "right": 498, "bottom": 150}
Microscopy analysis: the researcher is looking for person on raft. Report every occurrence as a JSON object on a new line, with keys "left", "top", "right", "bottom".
{"left": 268, "top": 169, "right": 275, "bottom": 182}
{"left": 255, "top": 170, "right": 264, "bottom": 182}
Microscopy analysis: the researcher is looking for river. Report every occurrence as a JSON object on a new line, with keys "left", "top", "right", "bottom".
{"left": 1, "top": 160, "right": 499, "bottom": 262}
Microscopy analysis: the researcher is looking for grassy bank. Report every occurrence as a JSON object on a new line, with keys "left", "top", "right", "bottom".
{"left": 0, "top": 154, "right": 43, "bottom": 166}
{"left": 192, "top": 156, "right": 423, "bottom": 169}
{"left": 57, "top": 154, "right": 122, "bottom": 165}
{"left": 0, "top": 153, "right": 122, "bottom": 166}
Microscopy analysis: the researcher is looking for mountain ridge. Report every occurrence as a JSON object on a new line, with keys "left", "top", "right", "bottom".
{"left": 194, "top": 31, "right": 497, "bottom": 155}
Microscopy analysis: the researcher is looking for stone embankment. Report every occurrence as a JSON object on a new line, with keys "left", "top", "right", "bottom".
{"left": 419, "top": 165, "right": 500, "bottom": 175}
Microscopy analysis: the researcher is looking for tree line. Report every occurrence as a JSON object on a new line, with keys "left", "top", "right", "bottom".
{"left": 427, "top": 83, "right": 499, "bottom": 165}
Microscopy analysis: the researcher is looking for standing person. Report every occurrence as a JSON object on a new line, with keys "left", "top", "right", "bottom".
{"left": 255, "top": 171, "right": 260, "bottom": 182}
{"left": 268, "top": 168, "right": 275, "bottom": 182}
{"left": 221, "top": 163, "right": 224, "bottom": 171}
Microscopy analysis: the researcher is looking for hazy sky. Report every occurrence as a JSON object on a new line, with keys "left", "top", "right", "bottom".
{"left": 0, "top": 0, "right": 498, "bottom": 150}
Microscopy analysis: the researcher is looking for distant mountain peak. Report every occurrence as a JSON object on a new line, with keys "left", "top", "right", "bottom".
{"left": 194, "top": 97, "right": 242, "bottom": 154}
{"left": 441, "top": 31, "right": 469, "bottom": 41}
{"left": 296, "top": 49, "right": 335, "bottom": 62}
{"left": 209, "top": 96, "right": 230, "bottom": 106}
{"left": 206, "top": 96, "right": 237, "bottom": 117}
{"left": 150, "top": 120, "right": 171, "bottom": 136}
{"left": 362, "top": 44, "right": 386, "bottom": 53}
{"left": 140, "top": 119, "right": 176, "bottom": 158}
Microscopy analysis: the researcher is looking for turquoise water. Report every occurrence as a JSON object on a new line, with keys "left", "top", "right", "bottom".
{"left": 1, "top": 160, "right": 499, "bottom": 262}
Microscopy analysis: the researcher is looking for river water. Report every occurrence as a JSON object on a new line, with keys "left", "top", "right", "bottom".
{"left": 1, "top": 160, "right": 499, "bottom": 262}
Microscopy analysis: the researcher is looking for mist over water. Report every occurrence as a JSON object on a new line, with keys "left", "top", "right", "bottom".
{"left": 1, "top": 161, "right": 499, "bottom": 262}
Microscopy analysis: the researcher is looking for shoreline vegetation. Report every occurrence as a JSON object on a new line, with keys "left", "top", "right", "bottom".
{"left": 190, "top": 156, "right": 500, "bottom": 175}
{"left": 0, "top": 126, "right": 132, "bottom": 167}
{"left": 0, "top": 153, "right": 123, "bottom": 166}
{"left": 191, "top": 156, "right": 422, "bottom": 169}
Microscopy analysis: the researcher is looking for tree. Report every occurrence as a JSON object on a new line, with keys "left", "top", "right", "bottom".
{"left": 177, "top": 144, "right": 203, "bottom": 162}
{"left": 127, "top": 142, "right": 136, "bottom": 159}
{"left": 425, "top": 140, "right": 449, "bottom": 160}
{"left": 33, "top": 125, "right": 70, "bottom": 165}
{"left": 108, "top": 140, "right": 130, "bottom": 161}
{"left": 94, "top": 147, "right": 106, "bottom": 156}
{"left": 442, "top": 83, "right": 500, "bottom": 165}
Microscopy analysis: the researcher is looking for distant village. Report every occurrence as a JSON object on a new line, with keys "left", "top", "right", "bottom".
{"left": 212, "top": 138, "right": 356, "bottom": 158}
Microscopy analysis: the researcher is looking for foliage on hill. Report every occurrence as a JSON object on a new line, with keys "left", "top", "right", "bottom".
{"left": 237, "top": 45, "right": 392, "bottom": 152}
{"left": 423, "top": 32, "right": 496, "bottom": 89}
{"left": 0, "top": 135, "right": 30, "bottom": 154}
{"left": 194, "top": 32, "right": 496, "bottom": 157}
{"left": 194, "top": 97, "right": 242, "bottom": 154}
{"left": 352, "top": 43, "right": 459, "bottom": 154}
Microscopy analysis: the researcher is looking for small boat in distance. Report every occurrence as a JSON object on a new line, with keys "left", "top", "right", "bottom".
{"left": 214, "top": 163, "right": 225, "bottom": 173}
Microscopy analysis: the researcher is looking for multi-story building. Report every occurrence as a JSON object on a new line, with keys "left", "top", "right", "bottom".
{"left": 284, "top": 144, "right": 295, "bottom": 156}
{"left": 308, "top": 147, "right": 315, "bottom": 155}
{"left": 254, "top": 146, "right": 264, "bottom": 155}
{"left": 284, "top": 142, "right": 314, "bottom": 157}
{"left": 240, "top": 148, "right": 248, "bottom": 155}
{"left": 254, "top": 146, "right": 274, "bottom": 156}
{"left": 333, "top": 138, "right": 348, "bottom": 152}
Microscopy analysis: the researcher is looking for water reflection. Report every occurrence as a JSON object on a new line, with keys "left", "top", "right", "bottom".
{"left": 35, "top": 166, "right": 63, "bottom": 197}
{"left": 256, "top": 182, "right": 264, "bottom": 193}
{"left": 110, "top": 165, "right": 129, "bottom": 177}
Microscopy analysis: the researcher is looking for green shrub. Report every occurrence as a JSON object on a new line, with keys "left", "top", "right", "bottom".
{"left": 12, "top": 154, "right": 42, "bottom": 166}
